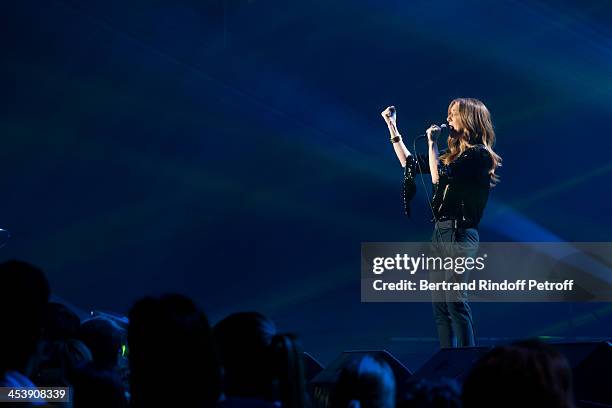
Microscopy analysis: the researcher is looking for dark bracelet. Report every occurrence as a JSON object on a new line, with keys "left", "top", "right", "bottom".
{"left": 390, "top": 135, "right": 402, "bottom": 143}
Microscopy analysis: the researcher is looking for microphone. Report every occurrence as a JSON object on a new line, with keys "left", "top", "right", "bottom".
{"left": 416, "top": 123, "right": 449, "bottom": 140}
{"left": 439, "top": 123, "right": 449, "bottom": 137}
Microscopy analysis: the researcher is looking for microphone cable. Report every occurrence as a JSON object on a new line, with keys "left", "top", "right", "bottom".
{"left": 412, "top": 132, "right": 445, "bottom": 246}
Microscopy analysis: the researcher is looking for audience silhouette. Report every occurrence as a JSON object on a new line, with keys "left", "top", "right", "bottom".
{"left": 462, "top": 339, "right": 576, "bottom": 408}
{"left": 0, "top": 259, "right": 591, "bottom": 408}
{"left": 128, "top": 294, "right": 222, "bottom": 408}
{"left": 329, "top": 355, "right": 395, "bottom": 408}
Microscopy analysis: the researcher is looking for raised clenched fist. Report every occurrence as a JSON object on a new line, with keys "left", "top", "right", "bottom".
{"left": 381, "top": 106, "right": 396, "bottom": 127}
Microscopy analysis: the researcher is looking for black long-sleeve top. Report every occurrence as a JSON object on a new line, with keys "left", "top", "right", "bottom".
{"left": 403, "top": 144, "right": 493, "bottom": 228}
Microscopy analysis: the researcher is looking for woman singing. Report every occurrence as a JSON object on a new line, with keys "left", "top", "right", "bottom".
{"left": 381, "top": 98, "right": 502, "bottom": 348}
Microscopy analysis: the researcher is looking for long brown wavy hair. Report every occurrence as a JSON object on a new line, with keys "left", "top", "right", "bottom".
{"left": 439, "top": 98, "right": 502, "bottom": 186}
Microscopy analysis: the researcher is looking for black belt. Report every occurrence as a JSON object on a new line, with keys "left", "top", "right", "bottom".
{"left": 435, "top": 219, "right": 459, "bottom": 229}
{"left": 434, "top": 218, "right": 478, "bottom": 229}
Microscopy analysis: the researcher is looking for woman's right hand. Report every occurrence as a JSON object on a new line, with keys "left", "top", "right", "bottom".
{"left": 381, "top": 106, "right": 396, "bottom": 127}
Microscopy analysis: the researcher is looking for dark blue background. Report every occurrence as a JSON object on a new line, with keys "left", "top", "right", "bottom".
{"left": 2, "top": 0, "right": 611, "bottom": 367}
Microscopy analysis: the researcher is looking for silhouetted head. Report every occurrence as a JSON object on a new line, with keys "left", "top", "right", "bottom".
{"left": 462, "top": 339, "right": 575, "bottom": 408}
{"left": 330, "top": 355, "right": 396, "bottom": 408}
{"left": 79, "top": 317, "right": 125, "bottom": 371}
{"left": 214, "top": 312, "right": 308, "bottom": 408}
{"left": 0, "top": 260, "right": 50, "bottom": 375}
{"left": 213, "top": 312, "right": 277, "bottom": 399}
{"left": 271, "top": 333, "right": 308, "bottom": 408}
{"left": 128, "top": 294, "right": 221, "bottom": 408}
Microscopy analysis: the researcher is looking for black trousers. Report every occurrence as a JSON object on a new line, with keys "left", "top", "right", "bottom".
{"left": 430, "top": 223, "right": 478, "bottom": 348}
